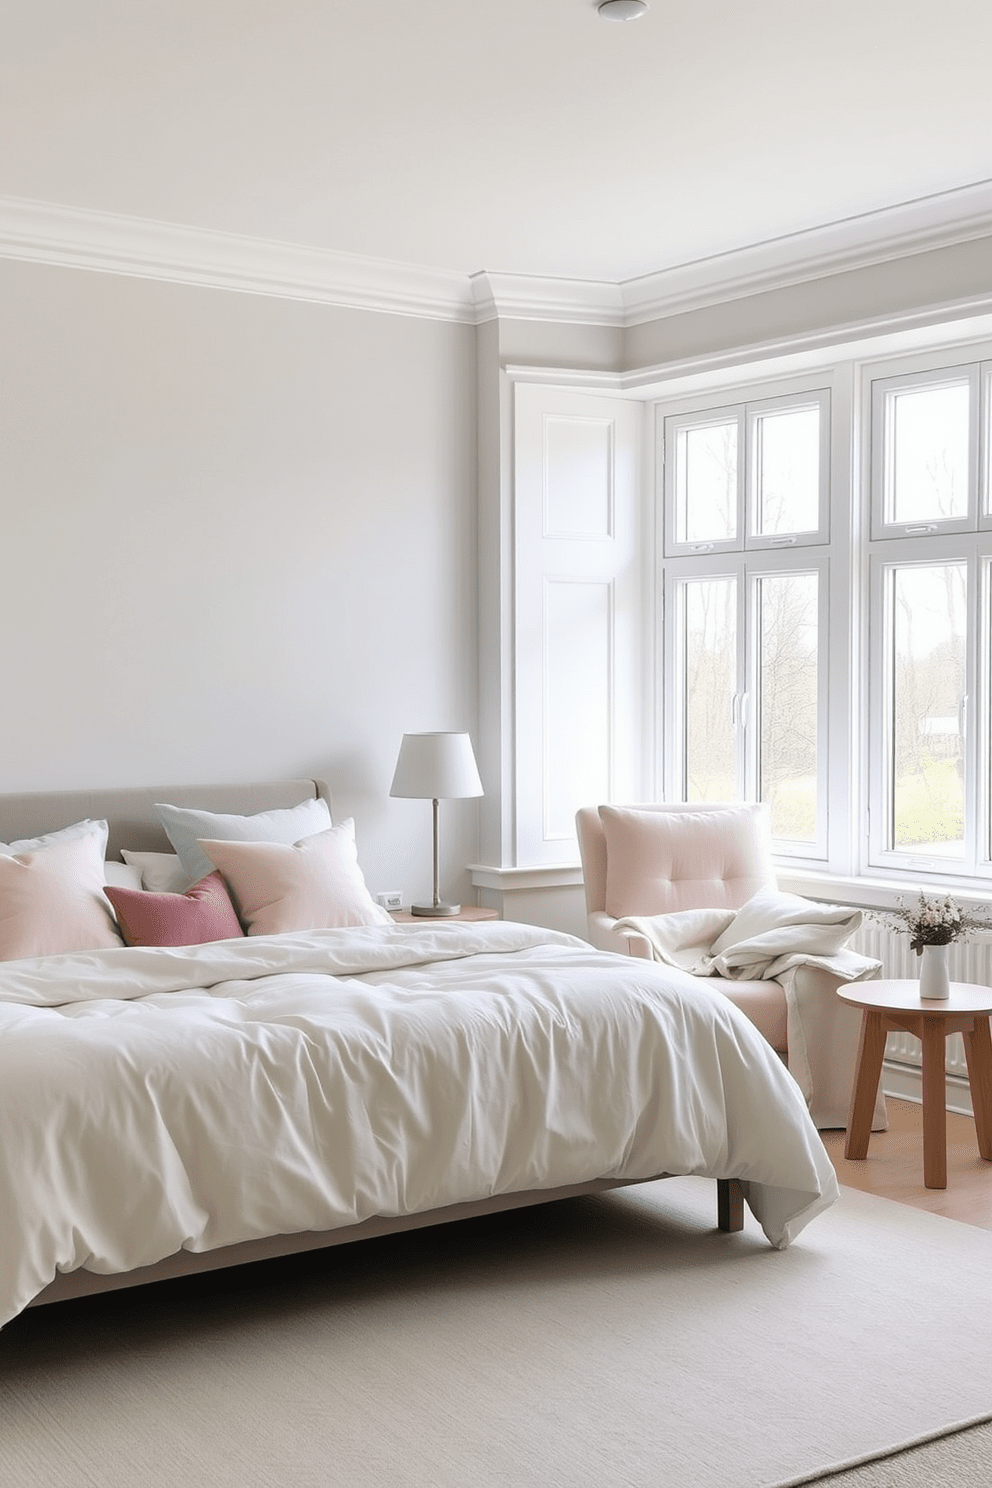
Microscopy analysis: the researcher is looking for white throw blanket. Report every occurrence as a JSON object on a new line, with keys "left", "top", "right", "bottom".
{"left": 614, "top": 887, "right": 875, "bottom": 983}
{"left": 615, "top": 889, "right": 884, "bottom": 1131}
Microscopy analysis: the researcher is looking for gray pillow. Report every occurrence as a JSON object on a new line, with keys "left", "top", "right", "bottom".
{"left": 155, "top": 798, "right": 332, "bottom": 886}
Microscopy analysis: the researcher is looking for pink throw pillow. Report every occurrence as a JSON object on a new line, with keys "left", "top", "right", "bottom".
{"left": 105, "top": 871, "right": 245, "bottom": 948}
{"left": 0, "top": 831, "right": 124, "bottom": 961}
{"left": 199, "top": 819, "right": 391, "bottom": 936}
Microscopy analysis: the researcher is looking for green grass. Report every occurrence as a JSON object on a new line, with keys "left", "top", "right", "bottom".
{"left": 768, "top": 777, "right": 816, "bottom": 842}
{"left": 894, "top": 757, "right": 964, "bottom": 849}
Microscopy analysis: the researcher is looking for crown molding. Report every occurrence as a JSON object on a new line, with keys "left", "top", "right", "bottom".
{"left": 470, "top": 270, "right": 623, "bottom": 326}
{"left": 0, "top": 195, "right": 477, "bottom": 323}
{"left": 1, "top": 178, "right": 990, "bottom": 333}
{"left": 476, "top": 178, "right": 992, "bottom": 330}
{"left": 620, "top": 177, "right": 992, "bottom": 326}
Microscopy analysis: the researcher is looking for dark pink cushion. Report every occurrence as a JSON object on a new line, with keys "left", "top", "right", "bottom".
{"left": 105, "top": 871, "right": 245, "bottom": 948}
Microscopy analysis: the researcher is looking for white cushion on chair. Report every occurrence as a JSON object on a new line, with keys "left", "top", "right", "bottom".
{"left": 600, "top": 804, "right": 775, "bottom": 919}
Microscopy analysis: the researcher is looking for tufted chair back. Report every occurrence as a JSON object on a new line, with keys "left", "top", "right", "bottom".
{"left": 576, "top": 802, "right": 776, "bottom": 955}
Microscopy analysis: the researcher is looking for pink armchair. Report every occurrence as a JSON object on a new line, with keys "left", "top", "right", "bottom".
{"left": 575, "top": 801, "right": 885, "bottom": 1131}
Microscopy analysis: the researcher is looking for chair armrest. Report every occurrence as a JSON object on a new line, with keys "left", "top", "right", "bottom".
{"left": 587, "top": 911, "right": 653, "bottom": 959}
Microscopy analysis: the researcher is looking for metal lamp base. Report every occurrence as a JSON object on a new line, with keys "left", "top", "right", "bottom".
{"left": 411, "top": 902, "right": 461, "bottom": 917}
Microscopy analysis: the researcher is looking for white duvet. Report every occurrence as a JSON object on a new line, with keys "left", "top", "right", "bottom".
{"left": 0, "top": 922, "right": 838, "bottom": 1327}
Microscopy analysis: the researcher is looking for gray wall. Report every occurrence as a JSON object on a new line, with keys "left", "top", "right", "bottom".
{"left": 0, "top": 258, "right": 479, "bottom": 907}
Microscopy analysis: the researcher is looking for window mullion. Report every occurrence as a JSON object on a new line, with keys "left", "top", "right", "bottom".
{"left": 981, "top": 556, "right": 992, "bottom": 870}
{"left": 741, "top": 563, "right": 758, "bottom": 803}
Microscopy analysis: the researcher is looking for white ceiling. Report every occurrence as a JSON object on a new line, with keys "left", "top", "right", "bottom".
{"left": 2, "top": 0, "right": 990, "bottom": 286}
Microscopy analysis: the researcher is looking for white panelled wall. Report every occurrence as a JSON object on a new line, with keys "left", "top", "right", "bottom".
{"left": 472, "top": 380, "right": 646, "bottom": 926}
{"left": 513, "top": 384, "right": 644, "bottom": 865}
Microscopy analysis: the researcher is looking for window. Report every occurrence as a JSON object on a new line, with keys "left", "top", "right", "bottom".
{"left": 508, "top": 339, "right": 992, "bottom": 895}
{"left": 867, "top": 356, "right": 992, "bottom": 879}
{"left": 661, "top": 385, "right": 830, "bottom": 858}
{"left": 871, "top": 366, "right": 979, "bottom": 538}
{"left": 665, "top": 389, "right": 829, "bottom": 555}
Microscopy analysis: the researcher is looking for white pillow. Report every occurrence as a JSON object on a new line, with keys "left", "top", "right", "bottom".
{"left": 156, "top": 797, "right": 332, "bottom": 887}
{"left": 121, "top": 849, "right": 190, "bottom": 894}
{"left": 199, "top": 820, "right": 391, "bottom": 936}
{"left": 0, "top": 832, "right": 124, "bottom": 960}
{"left": 103, "top": 861, "right": 145, "bottom": 891}
{"left": 1, "top": 819, "right": 109, "bottom": 858}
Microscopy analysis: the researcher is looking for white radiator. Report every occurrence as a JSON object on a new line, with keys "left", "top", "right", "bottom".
{"left": 850, "top": 923, "right": 992, "bottom": 1114}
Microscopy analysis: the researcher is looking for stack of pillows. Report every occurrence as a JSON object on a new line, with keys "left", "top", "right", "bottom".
{"left": 0, "top": 797, "right": 391, "bottom": 961}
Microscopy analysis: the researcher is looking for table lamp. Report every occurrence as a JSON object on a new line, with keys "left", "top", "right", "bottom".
{"left": 389, "top": 731, "right": 483, "bottom": 916}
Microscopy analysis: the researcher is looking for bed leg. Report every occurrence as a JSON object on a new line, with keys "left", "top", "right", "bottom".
{"left": 717, "top": 1178, "right": 744, "bottom": 1233}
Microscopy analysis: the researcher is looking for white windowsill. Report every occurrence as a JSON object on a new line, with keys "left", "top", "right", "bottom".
{"left": 777, "top": 869, "right": 992, "bottom": 912}
{"left": 470, "top": 861, "right": 992, "bottom": 913}
{"left": 469, "top": 863, "right": 585, "bottom": 892}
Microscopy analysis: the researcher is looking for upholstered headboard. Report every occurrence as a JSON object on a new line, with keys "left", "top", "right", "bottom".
{"left": 0, "top": 780, "right": 332, "bottom": 861}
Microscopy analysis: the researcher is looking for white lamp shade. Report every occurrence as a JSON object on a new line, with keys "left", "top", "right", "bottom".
{"left": 389, "top": 732, "right": 483, "bottom": 800}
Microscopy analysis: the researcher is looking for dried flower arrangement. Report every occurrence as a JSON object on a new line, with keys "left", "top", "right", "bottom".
{"left": 869, "top": 893, "right": 992, "bottom": 957}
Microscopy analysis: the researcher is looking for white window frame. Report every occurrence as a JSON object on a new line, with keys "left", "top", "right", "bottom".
{"left": 663, "top": 550, "right": 830, "bottom": 860}
{"left": 658, "top": 374, "right": 836, "bottom": 866}
{"left": 866, "top": 540, "right": 982, "bottom": 876}
{"left": 864, "top": 347, "right": 992, "bottom": 884}
{"left": 870, "top": 362, "right": 980, "bottom": 542}
{"left": 663, "top": 387, "right": 830, "bottom": 557}
{"left": 983, "top": 364, "right": 992, "bottom": 531}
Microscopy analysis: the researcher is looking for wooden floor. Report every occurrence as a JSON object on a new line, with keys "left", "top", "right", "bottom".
{"left": 821, "top": 1096, "right": 992, "bottom": 1230}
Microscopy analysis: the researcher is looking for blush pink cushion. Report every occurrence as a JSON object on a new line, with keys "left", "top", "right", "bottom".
{"left": 199, "top": 819, "right": 391, "bottom": 936}
{"left": 716, "top": 979, "right": 789, "bottom": 1052}
{"left": 0, "top": 831, "right": 124, "bottom": 961}
{"left": 600, "top": 804, "right": 775, "bottom": 919}
{"left": 105, "top": 871, "right": 245, "bottom": 948}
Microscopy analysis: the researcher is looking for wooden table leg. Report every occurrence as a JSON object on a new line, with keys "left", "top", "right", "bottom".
{"left": 920, "top": 1018, "right": 948, "bottom": 1189}
{"left": 963, "top": 1015, "right": 992, "bottom": 1162}
{"left": 845, "top": 1010, "right": 888, "bottom": 1160}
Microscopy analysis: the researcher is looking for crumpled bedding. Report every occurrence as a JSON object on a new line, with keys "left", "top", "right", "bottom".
{"left": 0, "top": 921, "right": 839, "bottom": 1327}
{"left": 614, "top": 887, "right": 877, "bottom": 983}
{"left": 613, "top": 889, "right": 883, "bottom": 1130}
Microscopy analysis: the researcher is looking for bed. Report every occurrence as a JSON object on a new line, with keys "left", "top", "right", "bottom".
{"left": 0, "top": 779, "right": 839, "bottom": 1330}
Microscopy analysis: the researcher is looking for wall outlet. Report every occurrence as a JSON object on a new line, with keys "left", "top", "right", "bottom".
{"left": 376, "top": 890, "right": 404, "bottom": 912}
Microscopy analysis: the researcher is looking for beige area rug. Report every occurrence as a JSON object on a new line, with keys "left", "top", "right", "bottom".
{"left": 1, "top": 1178, "right": 990, "bottom": 1488}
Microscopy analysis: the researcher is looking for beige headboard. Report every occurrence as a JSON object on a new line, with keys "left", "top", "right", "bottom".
{"left": 0, "top": 780, "right": 332, "bottom": 860}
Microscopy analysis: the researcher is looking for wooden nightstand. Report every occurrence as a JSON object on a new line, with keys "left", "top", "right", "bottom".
{"left": 390, "top": 906, "right": 499, "bottom": 925}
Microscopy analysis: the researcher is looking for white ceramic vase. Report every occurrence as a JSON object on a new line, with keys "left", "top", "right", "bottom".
{"left": 919, "top": 942, "right": 950, "bottom": 1000}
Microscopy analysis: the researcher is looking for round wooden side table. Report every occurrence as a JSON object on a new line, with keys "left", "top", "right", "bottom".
{"left": 837, "top": 979, "right": 992, "bottom": 1190}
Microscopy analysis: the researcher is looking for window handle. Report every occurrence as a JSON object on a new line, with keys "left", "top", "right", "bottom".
{"left": 959, "top": 695, "right": 968, "bottom": 736}
{"left": 904, "top": 523, "right": 938, "bottom": 535}
{"left": 691, "top": 542, "right": 715, "bottom": 552}
{"left": 769, "top": 536, "right": 796, "bottom": 546}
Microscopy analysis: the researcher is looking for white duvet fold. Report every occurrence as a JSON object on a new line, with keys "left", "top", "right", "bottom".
{"left": 0, "top": 924, "right": 838, "bottom": 1328}
{"left": 614, "top": 888, "right": 876, "bottom": 982}
{"left": 0, "top": 921, "right": 579, "bottom": 1008}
